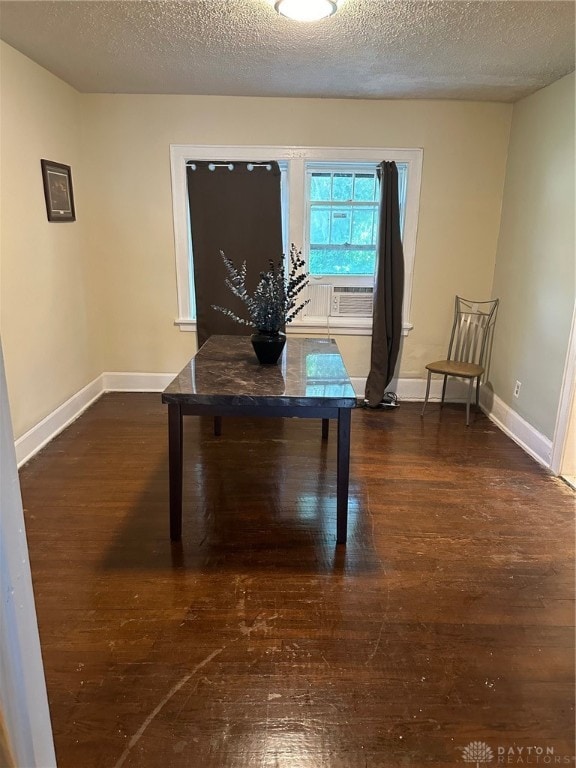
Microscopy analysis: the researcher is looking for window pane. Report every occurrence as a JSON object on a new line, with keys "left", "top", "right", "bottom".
{"left": 351, "top": 208, "right": 376, "bottom": 245}
{"left": 332, "top": 173, "right": 353, "bottom": 201}
{"left": 310, "top": 206, "right": 330, "bottom": 243}
{"left": 353, "top": 174, "right": 376, "bottom": 201}
{"left": 309, "top": 246, "right": 376, "bottom": 276}
{"left": 330, "top": 209, "right": 351, "bottom": 244}
{"left": 310, "top": 173, "right": 331, "bottom": 201}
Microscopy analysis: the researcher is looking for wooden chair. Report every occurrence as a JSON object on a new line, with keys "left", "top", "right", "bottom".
{"left": 421, "top": 296, "right": 499, "bottom": 426}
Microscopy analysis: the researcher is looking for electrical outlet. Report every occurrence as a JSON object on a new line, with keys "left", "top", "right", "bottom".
{"left": 514, "top": 380, "right": 521, "bottom": 398}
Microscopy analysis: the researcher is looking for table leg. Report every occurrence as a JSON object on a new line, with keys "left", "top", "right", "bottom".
{"left": 322, "top": 418, "right": 329, "bottom": 440}
{"left": 336, "top": 408, "right": 351, "bottom": 545}
{"left": 168, "top": 404, "right": 183, "bottom": 541}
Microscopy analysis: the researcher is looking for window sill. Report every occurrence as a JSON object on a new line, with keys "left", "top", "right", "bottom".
{"left": 174, "top": 319, "right": 198, "bottom": 332}
{"left": 175, "top": 318, "right": 413, "bottom": 336}
{"left": 289, "top": 317, "right": 413, "bottom": 336}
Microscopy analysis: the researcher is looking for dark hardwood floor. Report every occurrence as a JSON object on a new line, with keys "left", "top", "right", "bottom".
{"left": 18, "top": 393, "right": 575, "bottom": 768}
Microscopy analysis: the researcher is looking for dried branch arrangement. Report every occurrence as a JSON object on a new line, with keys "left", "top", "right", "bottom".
{"left": 212, "top": 244, "right": 310, "bottom": 335}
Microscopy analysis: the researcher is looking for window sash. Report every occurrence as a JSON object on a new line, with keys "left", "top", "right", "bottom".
{"left": 308, "top": 206, "right": 379, "bottom": 275}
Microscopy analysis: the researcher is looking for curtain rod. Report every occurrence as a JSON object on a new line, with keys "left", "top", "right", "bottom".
{"left": 186, "top": 161, "right": 273, "bottom": 171}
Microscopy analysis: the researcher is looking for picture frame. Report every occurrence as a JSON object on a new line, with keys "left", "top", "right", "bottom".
{"left": 40, "top": 159, "right": 76, "bottom": 222}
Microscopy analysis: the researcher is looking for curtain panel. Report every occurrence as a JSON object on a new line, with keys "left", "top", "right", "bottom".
{"left": 186, "top": 161, "right": 283, "bottom": 347}
{"left": 365, "top": 161, "right": 405, "bottom": 407}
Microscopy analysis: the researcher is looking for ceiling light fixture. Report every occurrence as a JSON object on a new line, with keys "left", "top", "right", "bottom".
{"left": 274, "top": 0, "right": 338, "bottom": 22}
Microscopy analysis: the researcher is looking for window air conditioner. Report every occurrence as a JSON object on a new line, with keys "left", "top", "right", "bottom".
{"left": 331, "top": 286, "right": 374, "bottom": 317}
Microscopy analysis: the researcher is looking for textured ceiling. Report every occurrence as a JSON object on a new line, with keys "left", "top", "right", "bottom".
{"left": 0, "top": 0, "right": 574, "bottom": 102}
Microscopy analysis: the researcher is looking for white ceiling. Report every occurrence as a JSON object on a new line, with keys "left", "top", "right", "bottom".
{"left": 0, "top": 0, "right": 574, "bottom": 102}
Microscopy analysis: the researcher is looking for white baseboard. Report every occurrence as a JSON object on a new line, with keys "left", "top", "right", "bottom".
{"left": 101, "top": 372, "right": 176, "bottom": 392}
{"left": 15, "top": 376, "right": 103, "bottom": 467}
{"left": 350, "top": 376, "right": 470, "bottom": 402}
{"left": 480, "top": 390, "right": 552, "bottom": 469}
{"left": 15, "top": 372, "right": 176, "bottom": 467}
{"left": 16, "top": 373, "right": 552, "bottom": 472}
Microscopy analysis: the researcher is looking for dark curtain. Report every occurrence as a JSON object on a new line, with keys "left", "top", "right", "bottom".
{"left": 364, "top": 161, "right": 405, "bottom": 407}
{"left": 186, "top": 161, "right": 283, "bottom": 348}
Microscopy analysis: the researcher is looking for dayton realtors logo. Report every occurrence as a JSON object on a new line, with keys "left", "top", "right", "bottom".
{"left": 459, "top": 742, "right": 575, "bottom": 765}
{"left": 460, "top": 742, "right": 494, "bottom": 766}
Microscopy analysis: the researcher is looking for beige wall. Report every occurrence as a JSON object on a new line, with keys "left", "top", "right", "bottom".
{"left": 490, "top": 73, "right": 575, "bottom": 440}
{"left": 0, "top": 42, "right": 101, "bottom": 438}
{"left": 81, "top": 94, "right": 512, "bottom": 377}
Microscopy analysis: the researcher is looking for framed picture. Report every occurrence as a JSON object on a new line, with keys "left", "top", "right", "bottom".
{"left": 40, "top": 159, "right": 76, "bottom": 222}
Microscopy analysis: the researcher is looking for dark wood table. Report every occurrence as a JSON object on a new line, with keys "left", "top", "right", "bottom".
{"left": 162, "top": 335, "right": 357, "bottom": 544}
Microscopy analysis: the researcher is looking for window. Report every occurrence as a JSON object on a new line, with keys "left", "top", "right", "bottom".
{"left": 307, "top": 166, "right": 379, "bottom": 277}
{"left": 170, "top": 145, "right": 422, "bottom": 335}
{"left": 302, "top": 162, "right": 409, "bottom": 321}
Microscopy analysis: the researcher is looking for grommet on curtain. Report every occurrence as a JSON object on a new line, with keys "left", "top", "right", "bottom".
{"left": 187, "top": 162, "right": 275, "bottom": 172}
{"left": 247, "top": 163, "right": 273, "bottom": 171}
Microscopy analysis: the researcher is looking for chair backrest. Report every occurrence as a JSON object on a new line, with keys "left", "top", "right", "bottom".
{"left": 447, "top": 296, "right": 499, "bottom": 367}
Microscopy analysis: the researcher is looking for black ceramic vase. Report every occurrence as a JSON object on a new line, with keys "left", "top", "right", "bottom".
{"left": 251, "top": 331, "right": 286, "bottom": 365}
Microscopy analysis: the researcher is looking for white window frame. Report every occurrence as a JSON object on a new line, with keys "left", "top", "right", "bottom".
{"left": 169, "top": 144, "right": 422, "bottom": 336}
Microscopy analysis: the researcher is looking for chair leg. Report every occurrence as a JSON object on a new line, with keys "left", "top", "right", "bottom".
{"left": 213, "top": 416, "right": 222, "bottom": 436}
{"left": 475, "top": 376, "right": 481, "bottom": 409}
{"left": 465, "top": 378, "right": 474, "bottom": 426}
{"left": 421, "top": 371, "right": 432, "bottom": 417}
{"left": 440, "top": 375, "right": 448, "bottom": 409}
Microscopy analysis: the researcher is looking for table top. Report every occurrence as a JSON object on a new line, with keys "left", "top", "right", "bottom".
{"left": 162, "top": 335, "right": 357, "bottom": 408}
